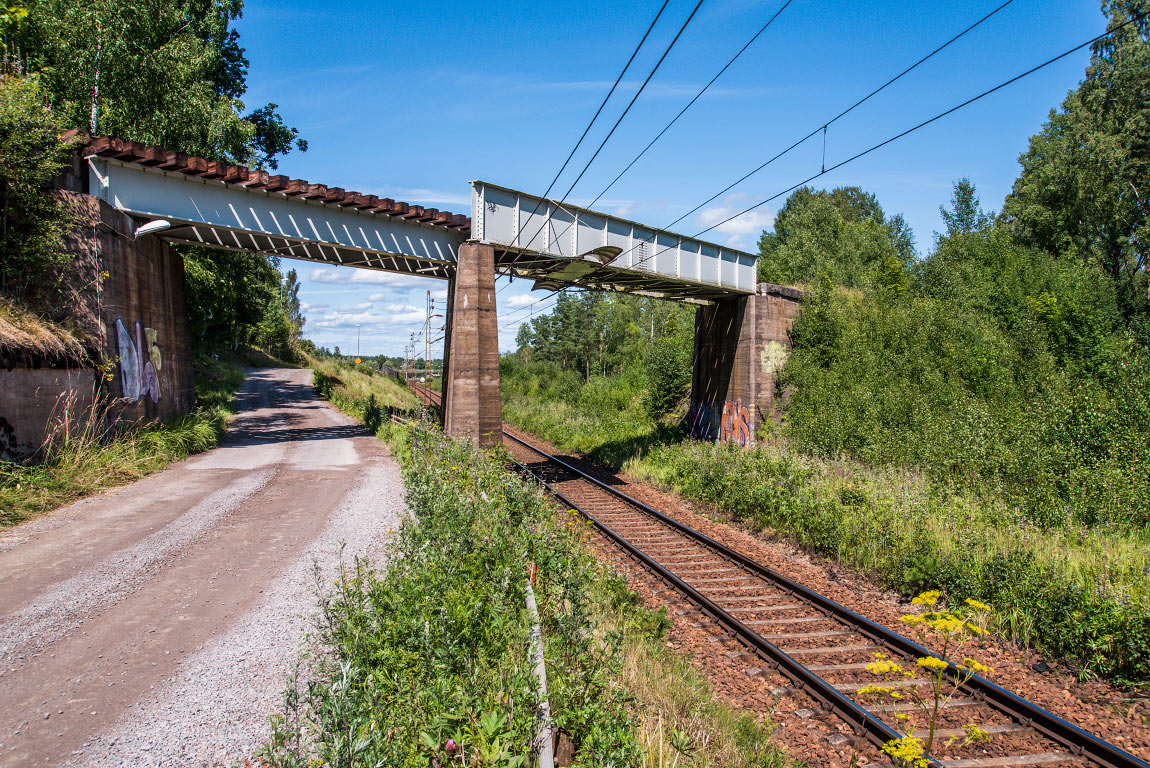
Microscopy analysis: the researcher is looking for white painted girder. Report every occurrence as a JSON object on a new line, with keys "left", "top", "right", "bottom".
{"left": 88, "top": 158, "right": 465, "bottom": 272}
{"left": 472, "top": 180, "right": 757, "bottom": 295}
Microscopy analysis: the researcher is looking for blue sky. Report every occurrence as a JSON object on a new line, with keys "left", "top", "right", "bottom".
{"left": 237, "top": 0, "right": 1105, "bottom": 357}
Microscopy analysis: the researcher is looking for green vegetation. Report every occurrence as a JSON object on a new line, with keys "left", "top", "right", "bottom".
{"left": 0, "top": 354, "right": 243, "bottom": 530}
{"left": 0, "top": 71, "right": 76, "bottom": 305}
{"left": 504, "top": 1, "right": 1150, "bottom": 686}
{"left": 264, "top": 398, "right": 786, "bottom": 766}
{"left": 4, "top": 0, "right": 305, "bottom": 168}
{"left": 309, "top": 355, "right": 417, "bottom": 428}
{"left": 184, "top": 254, "right": 306, "bottom": 361}
{"left": 2, "top": 0, "right": 309, "bottom": 360}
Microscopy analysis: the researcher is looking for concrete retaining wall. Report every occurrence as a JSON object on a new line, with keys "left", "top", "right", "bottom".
{"left": 0, "top": 193, "right": 195, "bottom": 461}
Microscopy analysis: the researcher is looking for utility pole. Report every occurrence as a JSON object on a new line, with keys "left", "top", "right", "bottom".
{"left": 425, "top": 290, "right": 432, "bottom": 375}
{"left": 356, "top": 324, "right": 361, "bottom": 359}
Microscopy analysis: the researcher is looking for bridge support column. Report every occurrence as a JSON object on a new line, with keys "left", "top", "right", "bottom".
{"left": 687, "top": 282, "right": 804, "bottom": 447}
{"left": 442, "top": 241, "right": 502, "bottom": 447}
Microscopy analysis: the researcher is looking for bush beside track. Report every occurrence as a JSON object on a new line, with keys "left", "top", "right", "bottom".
{"left": 266, "top": 372, "right": 790, "bottom": 767}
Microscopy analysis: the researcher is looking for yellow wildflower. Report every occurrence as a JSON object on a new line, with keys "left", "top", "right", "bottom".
{"left": 965, "top": 598, "right": 991, "bottom": 612}
{"left": 965, "top": 622, "right": 988, "bottom": 635}
{"left": 915, "top": 656, "right": 949, "bottom": 672}
{"left": 899, "top": 614, "right": 924, "bottom": 625}
{"left": 882, "top": 735, "right": 929, "bottom": 768}
{"left": 962, "top": 723, "right": 990, "bottom": 743}
{"left": 961, "top": 657, "right": 994, "bottom": 675}
{"left": 911, "top": 590, "right": 941, "bottom": 607}
{"left": 867, "top": 658, "right": 904, "bottom": 675}
{"left": 924, "top": 615, "right": 966, "bottom": 634}
{"left": 857, "top": 684, "right": 896, "bottom": 697}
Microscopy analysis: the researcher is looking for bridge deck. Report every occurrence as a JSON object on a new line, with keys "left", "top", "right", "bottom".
{"left": 76, "top": 134, "right": 757, "bottom": 302}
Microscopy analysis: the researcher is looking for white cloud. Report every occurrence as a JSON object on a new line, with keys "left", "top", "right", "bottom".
{"left": 367, "top": 293, "right": 387, "bottom": 302}
{"left": 313, "top": 307, "right": 427, "bottom": 330}
{"left": 503, "top": 293, "right": 542, "bottom": 308}
{"left": 309, "top": 268, "right": 346, "bottom": 283}
{"left": 696, "top": 196, "right": 774, "bottom": 248}
{"left": 308, "top": 267, "right": 429, "bottom": 287}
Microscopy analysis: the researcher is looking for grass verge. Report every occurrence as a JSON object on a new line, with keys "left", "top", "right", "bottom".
{"left": 308, "top": 354, "right": 416, "bottom": 428}
{"left": 265, "top": 391, "right": 788, "bottom": 766}
{"left": 0, "top": 353, "right": 243, "bottom": 530}
{"left": 502, "top": 385, "right": 1150, "bottom": 689}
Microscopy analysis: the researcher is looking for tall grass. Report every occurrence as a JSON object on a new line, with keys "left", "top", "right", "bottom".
{"left": 0, "top": 354, "right": 243, "bottom": 530}
{"left": 501, "top": 371, "right": 1150, "bottom": 688}
{"left": 308, "top": 355, "right": 416, "bottom": 418}
{"left": 262, "top": 408, "right": 788, "bottom": 767}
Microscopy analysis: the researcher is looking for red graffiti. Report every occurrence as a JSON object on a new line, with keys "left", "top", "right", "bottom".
{"left": 719, "top": 398, "right": 752, "bottom": 447}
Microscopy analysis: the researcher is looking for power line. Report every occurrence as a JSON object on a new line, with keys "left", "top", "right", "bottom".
{"left": 501, "top": 0, "right": 672, "bottom": 264}
{"left": 506, "top": 0, "right": 708, "bottom": 273}
{"left": 586, "top": 0, "right": 795, "bottom": 210}
{"left": 498, "top": 10, "right": 1142, "bottom": 330}
{"left": 634, "top": 0, "right": 1024, "bottom": 241}
{"left": 497, "top": 0, "right": 1021, "bottom": 323}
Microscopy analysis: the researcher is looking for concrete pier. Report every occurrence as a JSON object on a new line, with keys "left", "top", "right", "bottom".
{"left": 687, "top": 282, "right": 805, "bottom": 446}
{"left": 442, "top": 241, "right": 503, "bottom": 447}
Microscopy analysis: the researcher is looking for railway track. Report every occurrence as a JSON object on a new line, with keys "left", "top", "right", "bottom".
{"left": 406, "top": 381, "right": 1148, "bottom": 768}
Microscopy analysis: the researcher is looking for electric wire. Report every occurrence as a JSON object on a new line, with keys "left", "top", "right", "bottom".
{"left": 500, "top": 0, "right": 672, "bottom": 263}
{"left": 496, "top": 0, "right": 1021, "bottom": 321}
{"left": 505, "top": 0, "right": 708, "bottom": 274}
{"left": 496, "top": 10, "right": 1142, "bottom": 330}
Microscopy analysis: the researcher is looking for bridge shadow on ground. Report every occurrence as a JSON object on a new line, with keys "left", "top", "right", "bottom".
{"left": 219, "top": 370, "right": 370, "bottom": 448}
{"left": 535, "top": 422, "right": 687, "bottom": 490}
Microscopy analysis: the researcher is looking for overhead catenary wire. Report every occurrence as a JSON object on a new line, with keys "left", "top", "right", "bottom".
{"left": 581, "top": 0, "right": 795, "bottom": 211}
{"left": 496, "top": 9, "right": 1143, "bottom": 331}
{"left": 499, "top": 0, "right": 672, "bottom": 265}
{"left": 496, "top": 0, "right": 1022, "bottom": 324}
{"left": 505, "top": 0, "right": 709, "bottom": 274}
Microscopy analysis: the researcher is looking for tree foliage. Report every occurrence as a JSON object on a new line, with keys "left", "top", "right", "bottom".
{"left": 758, "top": 185, "right": 915, "bottom": 287}
{"left": 783, "top": 179, "right": 1150, "bottom": 527}
{"left": 511, "top": 291, "right": 695, "bottom": 416}
{"left": 183, "top": 250, "right": 301, "bottom": 360}
{"left": 0, "top": 72, "right": 74, "bottom": 302}
{"left": 1001, "top": 0, "right": 1149, "bottom": 317}
{"left": 4, "top": 0, "right": 306, "bottom": 168}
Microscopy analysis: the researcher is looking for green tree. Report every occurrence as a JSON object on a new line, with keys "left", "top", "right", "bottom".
{"left": 939, "top": 177, "right": 992, "bottom": 239}
{"left": 5, "top": 0, "right": 305, "bottom": 167}
{"left": 758, "top": 185, "right": 915, "bottom": 287}
{"left": 0, "top": 72, "right": 75, "bottom": 303}
{"left": 1000, "top": 0, "right": 1149, "bottom": 317}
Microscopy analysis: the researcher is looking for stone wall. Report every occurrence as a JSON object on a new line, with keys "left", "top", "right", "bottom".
{"left": 687, "top": 282, "right": 805, "bottom": 447}
{"left": 0, "top": 193, "right": 195, "bottom": 461}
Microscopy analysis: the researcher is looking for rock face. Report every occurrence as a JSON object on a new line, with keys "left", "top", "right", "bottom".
{"left": 0, "top": 192, "right": 194, "bottom": 461}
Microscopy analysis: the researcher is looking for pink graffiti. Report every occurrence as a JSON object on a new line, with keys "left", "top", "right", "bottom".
{"left": 719, "top": 398, "right": 752, "bottom": 447}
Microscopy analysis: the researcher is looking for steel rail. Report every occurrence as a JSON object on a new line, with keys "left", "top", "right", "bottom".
{"left": 505, "top": 431, "right": 1150, "bottom": 768}
{"left": 505, "top": 453, "right": 907, "bottom": 758}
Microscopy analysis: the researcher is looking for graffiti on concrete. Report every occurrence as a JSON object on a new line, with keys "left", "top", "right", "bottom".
{"left": 686, "top": 400, "right": 715, "bottom": 441}
{"left": 115, "top": 317, "right": 162, "bottom": 403}
{"left": 686, "top": 398, "right": 753, "bottom": 447}
{"left": 720, "top": 398, "right": 752, "bottom": 447}
{"left": 760, "top": 340, "right": 788, "bottom": 377}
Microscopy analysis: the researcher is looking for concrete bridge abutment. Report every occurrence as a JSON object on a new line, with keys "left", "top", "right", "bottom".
{"left": 442, "top": 241, "right": 503, "bottom": 447}
{"left": 687, "top": 282, "right": 805, "bottom": 447}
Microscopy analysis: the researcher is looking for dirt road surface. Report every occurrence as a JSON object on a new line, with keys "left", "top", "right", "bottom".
{"left": 0, "top": 368, "right": 404, "bottom": 767}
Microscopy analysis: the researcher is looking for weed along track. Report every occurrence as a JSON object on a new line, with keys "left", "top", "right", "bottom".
{"left": 499, "top": 431, "right": 1150, "bottom": 768}
{"left": 404, "top": 382, "right": 1150, "bottom": 767}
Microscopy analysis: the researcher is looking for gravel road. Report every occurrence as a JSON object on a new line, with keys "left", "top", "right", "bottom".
{"left": 0, "top": 368, "right": 405, "bottom": 767}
